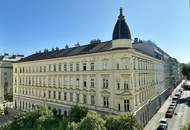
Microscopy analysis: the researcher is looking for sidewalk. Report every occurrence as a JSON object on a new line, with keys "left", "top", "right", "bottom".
{"left": 143, "top": 81, "right": 184, "bottom": 130}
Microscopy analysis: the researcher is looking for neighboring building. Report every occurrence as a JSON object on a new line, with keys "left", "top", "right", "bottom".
{"left": 13, "top": 8, "right": 175, "bottom": 128}
{"left": 133, "top": 39, "right": 181, "bottom": 87}
{"left": 0, "top": 54, "right": 24, "bottom": 108}
{"left": 169, "top": 58, "right": 180, "bottom": 85}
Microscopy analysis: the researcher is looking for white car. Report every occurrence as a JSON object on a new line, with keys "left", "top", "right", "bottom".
{"left": 160, "top": 118, "right": 168, "bottom": 128}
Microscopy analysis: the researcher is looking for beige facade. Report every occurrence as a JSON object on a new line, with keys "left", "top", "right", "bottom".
{"left": 0, "top": 62, "right": 13, "bottom": 103}
{"left": 0, "top": 54, "right": 24, "bottom": 109}
{"left": 13, "top": 48, "right": 169, "bottom": 114}
{"left": 12, "top": 8, "right": 173, "bottom": 128}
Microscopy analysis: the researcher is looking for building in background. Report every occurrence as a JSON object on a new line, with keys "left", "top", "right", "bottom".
{"left": 13, "top": 8, "right": 179, "bottom": 128}
{"left": 170, "top": 58, "right": 181, "bottom": 85}
{"left": 0, "top": 53, "right": 24, "bottom": 108}
{"left": 133, "top": 39, "right": 181, "bottom": 87}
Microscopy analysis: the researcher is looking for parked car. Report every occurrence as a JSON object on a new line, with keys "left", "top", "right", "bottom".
{"left": 175, "top": 92, "right": 181, "bottom": 99}
{"left": 159, "top": 118, "right": 168, "bottom": 128}
{"left": 157, "top": 125, "right": 167, "bottom": 130}
{"left": 168, "top": 104, "right": 176, "bottom": 110}
{"left": 172, "top": 100, "right": 177, "bottom": 104}
{"left": 165, "top": 108, "right": 174, "bottom": 118}
{"left": 172, "top": 96, "right": 179, "bottom": 103}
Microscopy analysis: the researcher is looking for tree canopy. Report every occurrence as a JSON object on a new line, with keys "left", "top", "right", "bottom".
{"left": 0, "top": 105, "right": 139, "bottom": 130}
{"left": 181, "top": 63, "right": 190, "bottom": 79}
{"left": 105, "top": 113, "right": 139, "bottom": 130}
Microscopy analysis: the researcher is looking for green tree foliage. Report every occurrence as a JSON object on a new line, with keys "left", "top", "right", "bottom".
{"left": 181, "top": 124, "right": 190, "bottom": 130}
{"left": 181, "top": 63, "right": 190, "bottom": 79}
{"left": 4, "top": 94, "right": 13, "bottom": 102}
{"left": 68, "top": 105, "right": 88, "bottom": 123}
{"left": 66, "top": 122, "right": 78, "bottom": 130}
{"left": 0, "top": 105, "right": 139, "bottom": 130}
{"left": 1, "top": 106, "right": 56, "bottom": 130}
{"left": 77, "top": 111, "right": 106, "bottom": 130}
{"left": 105, "top": 113, "right": 139, "bottom": 130}
{"left": 4, "top": 107, "right": 8, "bottom": 115}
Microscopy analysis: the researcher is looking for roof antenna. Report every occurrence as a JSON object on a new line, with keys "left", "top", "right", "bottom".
{"left": 119, "top": 0, "right": 126, "bottom": 19}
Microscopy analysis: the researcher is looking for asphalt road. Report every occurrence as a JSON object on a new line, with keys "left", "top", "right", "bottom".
{"left": 144, "top": 81, "right": 190, "bottom": 130}
{"left": 167, "top": 90, "right": 190, "bottom": 130}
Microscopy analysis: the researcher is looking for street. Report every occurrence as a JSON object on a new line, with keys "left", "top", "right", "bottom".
{"left": 144, "top": 81, "right": 190, "bottom": 130}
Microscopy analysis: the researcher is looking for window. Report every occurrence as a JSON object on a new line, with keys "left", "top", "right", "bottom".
{"left": 83, "top": 63, "right": 87, "bottom": 71}
{"left": 70, "top": 93, "right": 73, "bottom": 101}
{"left": 117, "top": 82, "right": 120, "bottom": 90}
{"left": 64, "top": 63, "right": 67, "bottom": 71}
{"left": 53, "top": 64, "right": 56, "bottom": 72}
{"left": 64, "top": 92, "right": 67, "bottom": 100}
{"left": 76, "top": 78, "right": 80, "bottom": 87}
{"left": 83, "top": 94, "right": 87, "bottom": 104}
{"left": 40, "top": 66, "right": 42, "bottom": 72}
{"left": 43, "top": 92, "right": 46, "bottom": 98}
{"left": 124, "top": 100, "right": 130, "bottom": 111}
{"left": 90, "top": 62, "right": 94, "bottom": 70}
{"left": 49, "top": 65, "right": 51, "bottom": 72}
{"left": 117, "top": 64, "right": 119, "bottom": 70}
{"left": 58, "top": 92, "right": 61, "bottom": 100}
{"left": 70, "top": 63, "right": 73, "bottom": 71}
{"left": 76, "top": 63, "right": 80, "bottom": 71}
{"left": 83, "top": 81, "right": 87, "bottom": 87}
{"left": 59, "top": 64, "right": 62, "bottom": 71}
{"left": 48, "top": 91, "right": 51, "bottom": 98}
{"left": 118, "top": 104, "right": 121, "bottom": 111}
{"left": 103, "top": 97, "right": 109, "bottom": 108}
{"left": 53, "top": 91, "right": 56, "bottom": 99}
{"left": 58, "top": 109, "right": 62, "bottom": 116}
{"left": 76, "top": 93, "right": 80, "bottom": 103}
{"left": 91, "top": 95, "right": 95, "bottom": 105}
{"left": 15, "top": 68, "right": 17, "bottom": 73}
{"left": 90, "top": 79, "right": 94, "bottom": 88}
{"left": 103, "top": 79, "right": 108, "bottom": 89}
{"left": 44, "top": 66, "right": 46, "bottom": 72}
{"left": 124, "top": 80, "right": 128, "bottom": 90}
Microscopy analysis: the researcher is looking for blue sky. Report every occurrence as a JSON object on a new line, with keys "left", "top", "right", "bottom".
{"left": 0, "top": 0, "right": 190, "bottom": 63}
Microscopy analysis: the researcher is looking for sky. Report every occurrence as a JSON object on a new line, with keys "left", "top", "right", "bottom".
{"left": 0, "top": 0, "right": 190, "bottom": 63}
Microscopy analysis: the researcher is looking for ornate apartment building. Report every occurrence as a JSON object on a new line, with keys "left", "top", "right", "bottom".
{"left": 0, "top": 54, "right": 24, "bottom": 108}
{"left": 13, "top": 8, "right": 173, "bottom": 127}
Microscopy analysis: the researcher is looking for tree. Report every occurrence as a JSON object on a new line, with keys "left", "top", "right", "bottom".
{"left": 77, "top": 111, "right": 106, "bottom": 130}
{"left": 105, "top": 113, "right": 139, "bottom": 130}
{"left": 4, "top": 107, "right": 8, "bottom": 115}
{"left": 181, "top": 63, "right": 190, "bottom": 79}
{"left": 1, "top": 106, "right": 56, "bottom": 130}
{"left": 68, "top": 105, "right": 88, "bottom": 123}
{"left": 66, "top": 122, "right": 78, "bottom": 130}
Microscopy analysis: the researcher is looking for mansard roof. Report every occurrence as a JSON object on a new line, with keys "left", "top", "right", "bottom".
{"left": 18, "top": 41, "right": 113, "bottom": 62}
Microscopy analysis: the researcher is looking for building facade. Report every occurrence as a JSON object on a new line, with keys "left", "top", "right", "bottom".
{"left": 13, "top": 8, "right": 175, "bottom": 128}
{"left": 0, "top": 54, "right": 24, "bottom": 108}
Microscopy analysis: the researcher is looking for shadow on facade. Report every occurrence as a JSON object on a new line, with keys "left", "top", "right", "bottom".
{"left": 135, "top": 88, "right": 172, "bottom": 129}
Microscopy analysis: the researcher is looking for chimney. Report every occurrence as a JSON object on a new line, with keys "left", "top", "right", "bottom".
{"left": 90, "top": 39, "right": 101, "bottom": 45}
